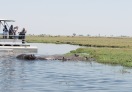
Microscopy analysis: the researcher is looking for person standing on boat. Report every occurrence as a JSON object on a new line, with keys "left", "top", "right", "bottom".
{"left": 13, "top": 26, "right": 19, "bottom": 39}
{"left": 9, "top": 25, "right": 14, "bottom": 39}
{"left": 19, "top": 28, "right": 27, "bottom": 44}
{"left": 19, "top": 28, "right": 27, "bottom": 39}
{"left": 3, "top": 25, "right": 8, "bottom": 39}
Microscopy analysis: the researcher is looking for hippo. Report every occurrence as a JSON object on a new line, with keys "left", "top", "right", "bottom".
{"left": 16, "top": 54, "right": 54, "bottom": 60}
{"left": 16, "top": 54, "right": 92, "bottom": 61}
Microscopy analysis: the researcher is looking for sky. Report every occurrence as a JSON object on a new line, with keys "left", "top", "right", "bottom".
{"left": 0, "top": 0, "right": 132, "bottom": 36}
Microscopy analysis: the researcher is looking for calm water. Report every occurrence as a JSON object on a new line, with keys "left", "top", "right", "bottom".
{"left": 0, "top": 43, "right": 132, "bottom": 92}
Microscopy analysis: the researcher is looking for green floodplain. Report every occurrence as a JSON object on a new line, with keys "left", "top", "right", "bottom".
{"left": 26, "top": 35, "right": 132, "bottom": 67}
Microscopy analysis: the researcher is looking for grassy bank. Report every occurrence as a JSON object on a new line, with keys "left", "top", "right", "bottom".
{"left": 26, "top": 35, "right": 132, "bottom": 67}
{"left": 70, "top": 48, "right": 132, "bottom": 67}
{"left": 26, "top": 36, "right": 132, "bottom": 48}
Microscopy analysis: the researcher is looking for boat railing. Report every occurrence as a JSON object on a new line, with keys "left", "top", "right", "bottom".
{"left": 0, "top": 34, "right": 26, "bottom": 44}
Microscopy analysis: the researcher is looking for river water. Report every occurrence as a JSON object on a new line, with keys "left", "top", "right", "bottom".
{"left": 0, "top": 43, "right": 132, "bottom": 92}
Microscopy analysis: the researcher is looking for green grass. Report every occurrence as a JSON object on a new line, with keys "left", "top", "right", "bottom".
{"left": 26, "top": 35, "right": 132, "bottom": 67}
{"left": 70, "top": 48, "right": 132, "bottom": 67}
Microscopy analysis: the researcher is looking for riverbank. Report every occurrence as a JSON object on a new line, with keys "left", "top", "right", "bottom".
{"left": 69, "top": 48, "right": 132, "bottom": 67}
{"left": 26, "top": 36, "right": 132, "bottom": 48}
{"left": 26, "top": 36, "right": 132, "bottom": 67}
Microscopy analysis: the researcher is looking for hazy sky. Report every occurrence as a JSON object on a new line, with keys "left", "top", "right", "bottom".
{"left": 0, "top": 0, "right": 132, "bottom": 36}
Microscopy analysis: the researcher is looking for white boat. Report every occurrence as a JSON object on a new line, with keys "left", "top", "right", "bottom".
{"left": 0, "top": 19, "right": 37, "bottom": 53}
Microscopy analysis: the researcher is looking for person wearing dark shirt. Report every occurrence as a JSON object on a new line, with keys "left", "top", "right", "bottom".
{"left": 19, "top": 28, "right": 27, "bottom": 44}
{"left": 9, "top": 25, "right": 14, "bottom": 39}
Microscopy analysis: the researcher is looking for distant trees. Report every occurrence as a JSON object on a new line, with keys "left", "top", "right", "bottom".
{"left": 73, "top": 33, "right": 76, "bottom": 36}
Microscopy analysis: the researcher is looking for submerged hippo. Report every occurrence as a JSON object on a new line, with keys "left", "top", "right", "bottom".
{"left": 16, "top": 54, "right": 91, "bottom": 61}
{"left": 16, "top": 54, "right": 45, "bottom": 60}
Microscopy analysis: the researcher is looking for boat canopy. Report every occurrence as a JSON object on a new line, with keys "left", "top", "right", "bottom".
{"left": 0, "top": 19, "right": 15, "bottom": 28}
{"left": 0, "top": 19, "right": 15, "bottom": 22}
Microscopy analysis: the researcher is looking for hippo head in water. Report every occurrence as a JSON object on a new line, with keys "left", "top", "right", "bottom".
{"left": 16, "top": 54, "right": 36, "bottom": 60}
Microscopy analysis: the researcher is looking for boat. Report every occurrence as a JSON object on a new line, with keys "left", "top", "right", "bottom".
{"left": 0, "top": 19, "right": 37, "bottom": 53}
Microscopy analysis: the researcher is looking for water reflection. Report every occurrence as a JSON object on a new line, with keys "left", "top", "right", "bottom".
{"left": 0, "top": 58, "right": 16, "bottom": 92}
{"left": 29, "top": 43, "right": 80, "bottom": 55}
